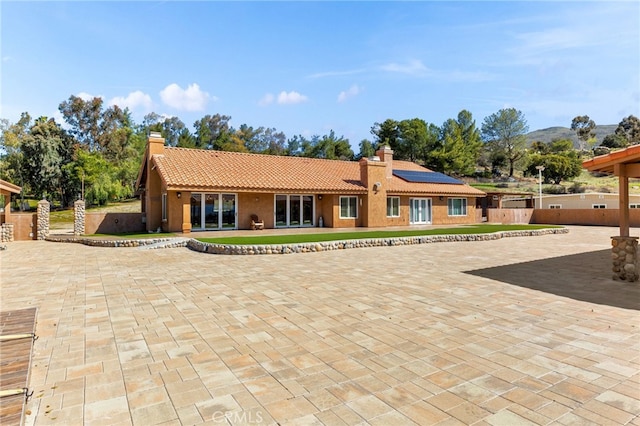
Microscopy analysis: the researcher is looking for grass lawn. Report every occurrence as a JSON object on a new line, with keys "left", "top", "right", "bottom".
{"left": 195, "top": 224, "right": 563, "bottom": 245}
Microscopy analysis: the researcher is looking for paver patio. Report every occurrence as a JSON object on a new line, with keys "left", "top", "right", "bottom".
{"left": 1, "top": 225, "right": 639, "bottom": 425}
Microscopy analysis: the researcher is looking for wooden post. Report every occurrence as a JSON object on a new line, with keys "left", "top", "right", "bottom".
{"left": 616, "top": 164, "right": 630, "bottom": 237}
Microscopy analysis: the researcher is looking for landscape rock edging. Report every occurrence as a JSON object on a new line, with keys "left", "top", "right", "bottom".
{"left": 44, "top": 228, "right": 568, "bottom": 253}
{"left": 186, "top": 228, "right": 569, "bottom": 255}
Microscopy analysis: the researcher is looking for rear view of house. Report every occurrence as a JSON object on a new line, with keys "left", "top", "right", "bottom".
{"left": 136, "top": 133, "right": 485, "bottom": 232}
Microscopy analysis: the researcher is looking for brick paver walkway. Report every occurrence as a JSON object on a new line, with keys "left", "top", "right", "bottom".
{"left": 1, "top": 226, "right": 638, "bottom": 425}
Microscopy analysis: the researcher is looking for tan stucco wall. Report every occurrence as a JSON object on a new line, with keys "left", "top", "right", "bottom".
{"left": 432, "top": 197, "right": 478, "bottom": 225}
{"left": 238, "top": 193, "right": 275, "bottom": 229}
{"left": 85, "top": 213, "right": 145, "bottom": 235}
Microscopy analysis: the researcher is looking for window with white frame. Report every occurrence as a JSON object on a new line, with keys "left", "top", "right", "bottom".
{"left": 592, "top": 204, "right": 606, "bottom": 209}
{"left": 549, "top": 204, "right": 562, "bottom": 209}
{"left": 630, "top": 204, "right": 640, "bottom": 209}
{"left": 447, "top": 198, "right": 467, "bottom": 216}
{"left": 387, "top": 197, "right": 400, "bottom": 217}
{"left": 161, "top": 193, "right": 167, "bottom": 221}
{"left": 340, "top": 196, "right": 358, "bottom": 219}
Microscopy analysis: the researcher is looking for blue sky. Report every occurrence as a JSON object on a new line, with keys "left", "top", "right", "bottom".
{"left": 2, "top": 1, "right": 639, "bottom": 149}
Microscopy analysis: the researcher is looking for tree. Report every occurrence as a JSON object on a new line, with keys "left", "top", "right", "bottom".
{"left": 601, "top": 133, "right": 628, "bottom": 149}
{"left": 525, "top": 139, "right": 582, "bottom": 184}
{"left": 433, "top": 110, "right": 482, "bottom": 176}
{"left": 356, "top": 139, "right": 375, "bottom": 160}
{"left": 142, "top": 113, "right": 188, "bottom": 147}
{"left": 20, "top": 117, "right": 73, "bottom": 203}
{"left": 571, "top": 115, "right": 596, "bottom": 151}
{"left": 370, "top": 119, "right": 400, "bottom": 148}
{"left": 307, "top": 131, "right": 353, "bottom": 160}
{"left": 0, "top": 113, "right": 31, "bottom": 191}
{"left": 58, "top": 95, "right": 129, "bottom": 153}
{"left": 193, "top": 114, "right": 231, "bottom": 149}
{"left": 614, "top": 115, "right": 640, "bottom": 145}
{"left": 481, "top": 108, "right": 529, "bottom": 177}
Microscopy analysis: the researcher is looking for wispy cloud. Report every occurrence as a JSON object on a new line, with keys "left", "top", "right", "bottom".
{"left": 337, "top": 85, "right": 362, "bottom": 103}
{"left": 258, "top": 93, "right": 275, "bottom": 107}
{"left": 76, "top": 91, "right": 99, "bottom": 101}
{"left": 308, "top": 68, "right": 368, "bottom": 79}
{"left": 109, "top": 90, "right": 153, "bottom": 112}
{"left": 380, "top": 59, "right": 429, "bottom": 76}
{"left": 159, "top": 83, "right": 212, "bottom": 111}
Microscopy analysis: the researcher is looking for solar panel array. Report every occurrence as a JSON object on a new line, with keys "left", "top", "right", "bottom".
{"left": 393, "top": 169, "right": 463, "bottom": 185}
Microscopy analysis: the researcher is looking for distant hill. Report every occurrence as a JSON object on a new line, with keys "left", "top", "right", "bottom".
{"left": 526, "top": 124, "right": 617, "bottom": 148}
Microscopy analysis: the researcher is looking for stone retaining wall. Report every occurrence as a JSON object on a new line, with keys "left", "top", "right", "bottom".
{"left": 187, "top": 228, "right": 569, "bottom": 255}
{"left": 45, "top": 235, "right": 184, "bottom": 248}
{"left": 44, "top": 228, "right": 569, "bottom": 254}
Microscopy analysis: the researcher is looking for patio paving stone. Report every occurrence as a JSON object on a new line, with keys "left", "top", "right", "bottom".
{"left": 1, "top": 225, "right": 639, "bottom": 425}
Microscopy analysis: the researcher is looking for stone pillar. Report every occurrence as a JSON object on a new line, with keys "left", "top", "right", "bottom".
{"left": 611, "top": 236, "right": 638, "bottom": 282}
{"left": 37, "top": 199, "right": 50, "bottom": 240}
{"left": 1, "top": 223, "right": 14, "bottom": 242}
{"left": 74, "top": 200, "right": 85, "bottom": 236}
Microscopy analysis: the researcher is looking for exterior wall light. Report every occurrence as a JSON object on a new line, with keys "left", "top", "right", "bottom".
{"left": 177, "top": 192, "right": 182, "bottom": 199}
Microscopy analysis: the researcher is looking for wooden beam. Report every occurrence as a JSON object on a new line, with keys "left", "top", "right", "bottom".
{"left": 615, "top": 163, "right": 640, "bottom": 177}
{"left": 617, "top": 164, "right": 630, "bottom": 237}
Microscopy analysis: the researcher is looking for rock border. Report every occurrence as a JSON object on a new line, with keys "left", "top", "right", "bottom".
{"left": 45, "top": 228, "right": 568, "bottom": 254}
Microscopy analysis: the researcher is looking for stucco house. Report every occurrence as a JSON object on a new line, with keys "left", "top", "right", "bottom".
{"left": 136, "top": 133, "right": 486, "bottom": 233}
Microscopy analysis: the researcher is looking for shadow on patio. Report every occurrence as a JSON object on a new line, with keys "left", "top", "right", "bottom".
{"left": 465, "top": 249, "right": 640, "bottom": 311}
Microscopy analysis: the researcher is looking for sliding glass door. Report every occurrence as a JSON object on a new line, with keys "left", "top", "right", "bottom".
{"left": 191, "top": 193, "right": 236, "bottom": 230}
{"left": 275, "top": 194, "right": 314, "bottom": 227}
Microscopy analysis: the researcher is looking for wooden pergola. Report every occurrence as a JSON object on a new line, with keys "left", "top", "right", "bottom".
{"left": 582, "top": 144, "right": 640, "bottom": 237}
{"left": 0, "top": 179, "right": 22, "bottom": 225}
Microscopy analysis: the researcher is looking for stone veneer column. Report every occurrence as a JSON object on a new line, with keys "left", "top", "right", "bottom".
{"left": 1, "top": 223, "right": 14, "bottom": 242}
{"left": 74, "top": 200, "right": 85, "bottom": 236}
{"left": 611, "top": 236, "right": 638, "bottom": 282}
{"left": 37, "top": 199, "right": 50, "bottom": 240}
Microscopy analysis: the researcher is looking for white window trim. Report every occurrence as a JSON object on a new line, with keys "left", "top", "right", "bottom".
{"left": 630, "top": 204, "right": 640, "bottom": 209}
{"left": 592, "top": 204, "right": 606, "bottom": 209}
{"left": 549, "top": 204, "right": 562, "bottom": 209}
{"left": 387, "top": 196, "right": 400, "bottom": 217}
{"left": 447, "top": 198, "right": 468, "bottom": 216}
{"left": 339, "top": 196, "right": 358, "bottom": 219}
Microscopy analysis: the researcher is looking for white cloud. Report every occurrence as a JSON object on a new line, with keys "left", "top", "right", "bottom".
{"left": 277, "top": 91, "right": 308, "bottom": 105}
{"left": 337, "top": 85, "right": 362, "bottom": 103}
{"left": 109, "top": 90, "right": 153, "bottom": 112}
{"left": 381, "top": 59, "right": 429, "bottom": 76}
{"left": 76, "top": 91, "right": 98, "bottom": 101}
{"left": 159, "top": 83, "right": 212, "bottom": 111}
{"left": 258, "top": 93, "right": 275, "bottom": 106}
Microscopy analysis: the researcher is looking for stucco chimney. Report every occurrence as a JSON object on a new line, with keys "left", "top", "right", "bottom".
{"left": 376, "top": 145, "right": 394, "bottom": 179}
{"left": 148, "top": 131, "right": 165, "bottom": 157}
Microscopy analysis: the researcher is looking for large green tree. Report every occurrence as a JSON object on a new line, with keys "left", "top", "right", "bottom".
{"left": 526, "top": 139, "right": 582, "bottom": 184}
{"left": 193, "top": 114, "right": 231, "bottom": 150}
{"left": 571, "top": 115, "right": 596, "bottom": 151}
{"left": 481, "top": 108, "right": 529, "bottom": 177}
{"left": 614, "top": 115, "right": 640, "bottom": 146}
{"left": 21, "top": 117, "right": 75, "bottom": 203}
{"left": 370, "top": 119, "right": 400, "bottom": 148}
{"left": 429, "top": 110, "right": 482, "bottom": 176}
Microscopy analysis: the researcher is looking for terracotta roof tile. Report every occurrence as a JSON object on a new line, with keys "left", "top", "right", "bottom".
{"left": 151, "top": 148, "right": 485, "bottom": 197}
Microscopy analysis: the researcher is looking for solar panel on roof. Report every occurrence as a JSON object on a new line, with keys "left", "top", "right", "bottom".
{"left": 393, "top": 169, "right": 463, "bottom": 185}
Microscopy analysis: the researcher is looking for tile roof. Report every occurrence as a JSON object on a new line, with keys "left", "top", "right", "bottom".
{"left": 151, "top": 147, "right": 485, "bottom": 196}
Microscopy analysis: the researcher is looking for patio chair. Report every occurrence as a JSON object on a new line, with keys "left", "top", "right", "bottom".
{"left": 250, "top": 214, "right": 264, "bottom": 230}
